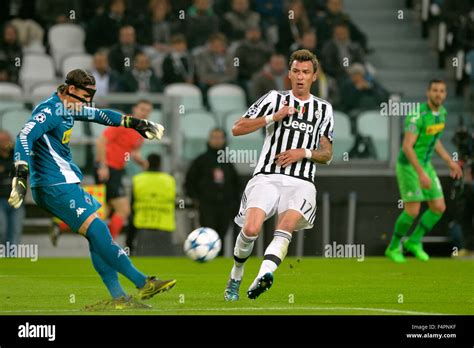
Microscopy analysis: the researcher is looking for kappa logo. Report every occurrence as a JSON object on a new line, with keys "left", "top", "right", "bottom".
{"left": 42, "top": 107, "right": 52, "bottom": 115}
{"left": 117, "top": 248, "right": 128, "bottom": 258}
{"left": 76, "top": 207, "right": 86, "bottom": 217}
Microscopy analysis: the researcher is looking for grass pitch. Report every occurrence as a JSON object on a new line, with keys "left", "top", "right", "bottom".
{"left": 0, "top": 257, "right": 472, "bottom": 315}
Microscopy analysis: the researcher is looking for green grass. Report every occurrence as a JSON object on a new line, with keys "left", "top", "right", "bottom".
{"left": 0, "top": 257, "right": 472, "bottom": 315}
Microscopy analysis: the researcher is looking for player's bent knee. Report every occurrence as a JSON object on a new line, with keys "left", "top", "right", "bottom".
{"left": 432, "top": 204, "right": 446, "bottom": 214}
{"left": 404, "top": 204, "right": 420, "bottom": 218}
{"left": 242, "top": 223, "right": 261, "bottom": 237}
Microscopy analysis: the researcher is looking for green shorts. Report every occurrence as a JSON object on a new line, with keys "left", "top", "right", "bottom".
{"left": 396, "top": 162, "right": 444, "bottom": 202}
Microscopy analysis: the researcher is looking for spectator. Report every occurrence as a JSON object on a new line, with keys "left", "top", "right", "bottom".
{"left": 9, "top": 19, "right": 44, "bottom": 50}
{"left": 235, "top": 25, "right": 273, "bottom": 91}
{"left": 0, "top": 130, "right": 25, "bottom": 245}
{"left": 90, "top": 50, "right": 122, "bottom": 97}
{"left": 254, "top": 0, "right": 284, "bottom": 27}
{"left": 276, "top": 0, "right": 311, "bottom": 56}
{"left": 322, "top": 22, "right": 365, "bottom": 81}
{"left": 185, "top": 128, "right": 240, "bottom": 249}
{"left": 183, "top": 0, "right": 219, "bottom": 49}
{"left": 195, "top": 33, "right": 237, "bottom": 93}
{"left": 250, "top": 53, "right": 290, "bottom": 100}
{"left": 121, "top": 52, "right": 163, "bottom": 92}
{"left": 137, "top": 0, "right": 173, "bottom": 49}
{"left": 222, "top": 0, "right": 261, "bottom": 42}
{"left": 162, "top": 34, "right": 194, "bottom": 84}
{"left": 296, "top": 30, "right": 340, "bottom": 105}
{"left": 95, "top": 100, "right": 153, "bottom": 240}
{"left": 108, "top": 25, "right": 142, "bottom": 74}
{"left": 36, "top": 0, "right": 83, "bottom": 26}
{"left": 340, "top": 63, "right": 389, "bottom": 113}
{"left": 86, "top": 0, "right": 130, "bottom": 53}
{"left": 315, "top": 0, "right": 369, "bottom": 52}
{"left": 0, "top": 23, "right": 22, "bottom": 84}
{"left": 131, "top": 153, "right": 177, "bottom": 256}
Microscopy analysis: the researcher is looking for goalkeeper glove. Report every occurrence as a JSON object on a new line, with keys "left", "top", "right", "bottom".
{"left": 122, "top": 116, "right": 164, "bottom": 140}
{"left": 8, "top": 161, "right": 28, "bottom": 209}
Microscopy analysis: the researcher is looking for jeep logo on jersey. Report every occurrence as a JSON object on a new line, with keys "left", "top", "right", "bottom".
{"left": 282, "top": 117, "right": 314, "bottom": 133}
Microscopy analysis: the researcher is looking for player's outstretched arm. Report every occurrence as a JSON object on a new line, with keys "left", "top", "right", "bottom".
{"left": 121, "top": 115, "right": 164, "bottom": 141}
{"left": 232, "top": 106, "right": 293, "bottom": 136}
{"left": 435, "top": 140, "right": 463, "bottom": 179}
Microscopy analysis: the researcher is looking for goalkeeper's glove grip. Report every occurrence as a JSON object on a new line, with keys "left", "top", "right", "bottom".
{"left": 8, "top": 162, "right": 28, "bottom": 209}
{"left": 122, "top": 115, "right": 164, "bottom": 140}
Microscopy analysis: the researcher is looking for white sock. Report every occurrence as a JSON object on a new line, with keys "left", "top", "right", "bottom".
{"left": 256, "top": 230, "right": 292, "bottom": 279}
{"left": 230, "top": 230, "right": 257, "bottom": 281}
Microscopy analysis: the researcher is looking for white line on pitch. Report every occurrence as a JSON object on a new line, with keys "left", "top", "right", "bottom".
{"left": 0, "top": 307, "right": 456, "bottom": 315}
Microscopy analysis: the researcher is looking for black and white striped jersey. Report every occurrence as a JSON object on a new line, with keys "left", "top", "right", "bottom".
{"left": 243, "top": 89, "right": 334, "bottom": 183}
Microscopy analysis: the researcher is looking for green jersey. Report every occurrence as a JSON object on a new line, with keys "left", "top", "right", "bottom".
{"left": 397, "top": 102, "right": 446, "bottom": 166}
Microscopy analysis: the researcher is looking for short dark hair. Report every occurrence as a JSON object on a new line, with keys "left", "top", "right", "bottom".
{"left": 428, "top": 79, "right": 446, "bottom": 89}
{"left": 289, "top": 49, "right": 318, "bottom": 73}
{"left": 147, "top": 153, "right": 161, "bottom": 171}
{"left": 208, "top": 32, "right": 227, "bottom": 45}
{"left": 170, "top": 34, "right": 186, "bottom": 45}
{"left": 135, "top": 99, "right": 153, "bottom": 107}
{"left": 58, "top": 69, "right": 95, "bottom": 94}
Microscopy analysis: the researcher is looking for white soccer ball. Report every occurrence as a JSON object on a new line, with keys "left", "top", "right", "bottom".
{"left": 184, "top": 227, "right": 221, "bottom": 262}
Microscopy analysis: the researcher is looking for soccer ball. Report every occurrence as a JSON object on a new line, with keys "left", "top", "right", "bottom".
{"left": 184, "top": 227, "right": 221, "bottom": 262}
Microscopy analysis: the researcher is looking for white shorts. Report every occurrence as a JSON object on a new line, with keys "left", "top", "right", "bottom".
{"left": 234, "top": 174, "right": 317, "bottom": 231}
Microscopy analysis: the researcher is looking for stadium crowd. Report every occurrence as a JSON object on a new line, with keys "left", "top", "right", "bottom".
{"left": 0, "top": 0, "right": 391, "bottom": 113}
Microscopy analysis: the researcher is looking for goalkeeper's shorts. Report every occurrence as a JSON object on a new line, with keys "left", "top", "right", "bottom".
{"left": 32, "top": 183, "right": 101, "bottom": 233}
{"left": 396, "top": 162, "right": 444, "bottom": 202}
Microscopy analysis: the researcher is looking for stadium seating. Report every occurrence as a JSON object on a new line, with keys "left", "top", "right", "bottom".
{"left": 181, "top": 110, "right": 216, "bottom": 160}
{"left": 0, "top": 82, "right": 22, "bottom": 97}
{"left": 0, "top": 108, "right": 30, "bottom": 136}
{"left": 61, "top": 53, "right": 93, "bottom": 77}
{"left": 31, "top": 82, "right": 58, "bottom": 106}
{"left": 164, "top": 83, "right": 204, "bottom": 114}
{"left": 357, "top": 110, "right": 390, "bottom": 161}
{"left": 208, "top": 84, "right": 246, "bottom": 126}
{"left": 149, "top": 109, "right": 163, "bottom": 124}
{"left": 224, "top": 110, "right": 264, "bottom": 154}
{"left": 48, "top": 23, "right": 86, "bottom": 70}
{"left": 332, "top": 111, "right": 353, "bottom": 161}
{"left": 0, "top": 83, "right": 24, "bottom": 112}
{"left": 19, "top": 53, "right": 57, "bottom": 93}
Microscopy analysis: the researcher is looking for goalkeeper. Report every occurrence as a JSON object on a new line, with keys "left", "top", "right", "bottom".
{"left": 8, "top": 69, "right": 176, "bottom": 309}
{"left": 386, "top": 79, "right": 462, "bottom": 263}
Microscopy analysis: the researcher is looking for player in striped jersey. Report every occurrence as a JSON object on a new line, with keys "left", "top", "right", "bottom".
{"left": 8, "top": 69, "right": 175, "bottom": 309}
{"left": 224, "top": 49, "right": 334, "bottom": 301}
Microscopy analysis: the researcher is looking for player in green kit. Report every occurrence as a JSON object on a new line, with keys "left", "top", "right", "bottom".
{"left": 386, "top": 79, "right": 463, "bottom": 263}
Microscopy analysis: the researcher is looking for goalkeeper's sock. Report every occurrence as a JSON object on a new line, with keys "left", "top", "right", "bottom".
{"left": 86, "top": 218, "right": 147, "bottom": 288}
{"left": 408, "top": 209, "right": 443, "bottom": 244}
{"left": 230, "top": 230, "right": 257, "bottom": 281}
{"left": 108, "top": 213, "right": 124, "bottom": 240}
{"left": 388, "top": 211, "right": 415, "bottom": 250}
{"left": 89, "top": 243, "right": 126, "bottom": 299}
{"left": 256, "top": 230, "right": 292, "bottom": 279}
